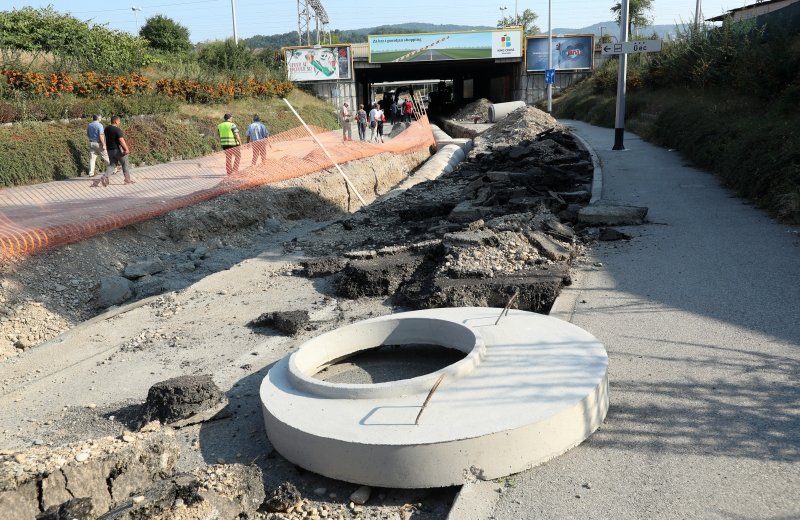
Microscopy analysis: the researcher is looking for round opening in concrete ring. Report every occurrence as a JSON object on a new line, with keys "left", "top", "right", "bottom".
{"left": 288, "top": 317, "right": 486, "bottom": 399}
{"left": 261, "top": 308, "right": 609, "bottom": 488}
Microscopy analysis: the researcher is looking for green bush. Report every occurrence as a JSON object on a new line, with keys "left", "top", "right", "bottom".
{"left": 0, "top": 6, "right": 150, "bottom": 73}
{"left": 0, "top": 115, "right": 214, "bottom": 186}
{"left": 0, "top": 94, "right": 179, "bottom": 123}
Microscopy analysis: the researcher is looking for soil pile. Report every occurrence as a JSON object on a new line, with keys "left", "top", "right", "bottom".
{"left": 452, "top": 98, "right": 492, "bottom": 122}
{"left": 471, "top": 106, "right": 563, "bottom": 155}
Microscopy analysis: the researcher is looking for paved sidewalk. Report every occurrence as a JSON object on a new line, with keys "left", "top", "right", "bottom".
{"left": 489, "top": 121, "right": 800, "bottom": 519}
{"left": 0, "top": 121, "right": 431, "bottom": 260}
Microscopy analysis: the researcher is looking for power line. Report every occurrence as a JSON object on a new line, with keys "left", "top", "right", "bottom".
{"left": 69, "top": 0, "right": 222, "bottom": 15}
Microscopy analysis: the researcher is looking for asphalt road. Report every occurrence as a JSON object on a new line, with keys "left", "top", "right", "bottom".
{"left": 488, "top": 120, "right": 800, "bottom": 519}
{"left": 407, "top": 49, "right": 456, "bottom": 62}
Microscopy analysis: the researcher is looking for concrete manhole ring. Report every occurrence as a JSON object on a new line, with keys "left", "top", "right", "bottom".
{"left": 260, "top": 307, "right": 609, "bottom": 488}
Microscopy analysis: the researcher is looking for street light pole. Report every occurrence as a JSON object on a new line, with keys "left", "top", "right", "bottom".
{"left": 131, "top": 6, "right": 142, "bottom": 33}
{"left": 499, "top": 6, "right": 507, "bottom": 28}
{"left": 547, "top": 0, "right": 552, "bottom": 112}
{"left": 613, "top": 0, "right": 629, "bottom": 150}
{"left": 230, "top": 0, "right": 239, "bottom": 44}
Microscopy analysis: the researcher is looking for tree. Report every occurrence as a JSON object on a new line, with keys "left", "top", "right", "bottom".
{"left": 611, "top": 0, "right": 654, "bottom": 36}
{"left": 139, "top": 15, "right": 192, "bottom": 54}
{"left": 497, "top": 8, "right": 540, "bottom": 36}
{"left": 198, "top": 38, "right": 253, "bottom": 73}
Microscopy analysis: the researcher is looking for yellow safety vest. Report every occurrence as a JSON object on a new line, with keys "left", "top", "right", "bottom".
{"left": 218, "top": 121, "right": 238, "bottom": 146}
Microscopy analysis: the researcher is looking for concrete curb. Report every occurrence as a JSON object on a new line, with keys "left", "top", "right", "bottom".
{"left": 446, "top": 481, "right": 501, "bottom": 520}
{"left": 570, "top": 130, "right": 603, "bottom": 204}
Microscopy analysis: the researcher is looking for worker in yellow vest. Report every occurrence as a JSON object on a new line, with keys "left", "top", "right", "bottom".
{"left": 217, "top": 113, "right": 241, "bottom": 176}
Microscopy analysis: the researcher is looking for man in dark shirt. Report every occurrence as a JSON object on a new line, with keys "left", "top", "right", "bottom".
{"left": 91, "top": 115, "right": 134, "bottom": 187}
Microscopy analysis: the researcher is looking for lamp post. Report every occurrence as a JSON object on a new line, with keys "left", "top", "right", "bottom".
{"left": 499, "top": 6, "right": 508, "bottom": 28}
{"left": 131, "top": 6, "right": 142, "bottom": 33}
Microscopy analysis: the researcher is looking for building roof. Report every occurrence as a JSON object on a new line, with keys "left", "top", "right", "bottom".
{"left": 707, "top": 0, "right": 800, "bottom": 21}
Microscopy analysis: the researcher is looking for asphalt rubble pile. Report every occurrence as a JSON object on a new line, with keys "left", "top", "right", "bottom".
{"left": 296, "top": 107, "right": 594, "bottom": 314}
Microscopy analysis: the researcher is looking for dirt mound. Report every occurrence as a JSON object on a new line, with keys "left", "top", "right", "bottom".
{"left": 472, "top": 105, "right": 563, "bottom": 155}
{"left": 452, "top": 98, "right": 492, "bottom": 122}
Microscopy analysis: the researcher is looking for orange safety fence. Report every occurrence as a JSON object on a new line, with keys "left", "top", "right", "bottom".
{"left": 0, "top": 115, "right": 435, "bottom": 261}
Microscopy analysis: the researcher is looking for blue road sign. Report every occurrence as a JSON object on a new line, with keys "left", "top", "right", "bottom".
{"left": 545, "top": 69, "right": 556, "bottom": 85}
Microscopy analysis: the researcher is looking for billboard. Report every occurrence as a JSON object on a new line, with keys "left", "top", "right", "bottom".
{"left": 368, "top": 29, "right": 523, "bottom": 63}
{"left": 284, "top": 45, "right": 352, "bottom": 82}
{"left": 526, "top": 35, "right": 594, "bottom": 72}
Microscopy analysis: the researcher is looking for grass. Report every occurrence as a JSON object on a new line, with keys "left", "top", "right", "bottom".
{"left": 177, "top": 89, "right": 337, "bottom": 135}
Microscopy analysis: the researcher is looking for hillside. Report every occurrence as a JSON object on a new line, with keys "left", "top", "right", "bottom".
{"left": 245, "top": 22, "right": 493, "bottom": 49}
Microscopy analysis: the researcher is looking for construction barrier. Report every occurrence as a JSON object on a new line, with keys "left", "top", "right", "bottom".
{"left": 0, "top": 116, "right": 435, "bottom": 261}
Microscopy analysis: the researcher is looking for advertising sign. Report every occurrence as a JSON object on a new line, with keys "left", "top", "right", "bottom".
{"left": 526, "top": 35, "right": 594, "bottom": 72}
{"left": 368, "top": 29, "right": 523, "bottom": 63}
{"left": 284, "top": 46, "right": 352, "bottom": 82}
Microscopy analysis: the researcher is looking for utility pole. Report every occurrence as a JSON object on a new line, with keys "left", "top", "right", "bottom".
{"left": 600, "top": 25, "right": 605, "bottom": 44}
{"left": 230, "top": 0, "right": 239, "bottom": 44}
{"left": 547, "top": 0, "right": 552, "bottom": 112}
{"left": 514, "top": 0, "right": 518, "bottom": 25}
{"left": 694, "top": 0, "right": 703, "bottom": 26}
{"left": 613, "top": 0, "right": 629, "bottom": 150}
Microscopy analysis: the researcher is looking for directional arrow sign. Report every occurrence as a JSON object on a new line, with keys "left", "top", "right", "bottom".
{"left": 602, "top": 39, "right": 662, "bottom": 55}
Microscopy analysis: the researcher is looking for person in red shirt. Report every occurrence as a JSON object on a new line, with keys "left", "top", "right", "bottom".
{"left": 403, "top": 99, "right": 413, "bottom": 123}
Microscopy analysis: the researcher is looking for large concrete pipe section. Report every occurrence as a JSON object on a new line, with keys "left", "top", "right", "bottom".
{"left": 260, "top": 308, "right": 610, "bottom": 488}
{"left": 382, "top": 125, "right": 473, "bottom": 199}
{"left": 488, "top": 101, "right": 526, "bottom": 123}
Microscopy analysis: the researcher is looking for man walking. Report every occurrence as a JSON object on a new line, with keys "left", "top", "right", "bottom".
{"left": 356, "top": 104, "right": 367, "bottom": 141}
{"left": 340, "top": 102, "right": 352, "bottom": 142}
{"left": 86, "top": 114, "right": 119, "bottom": 177}
{"left": 218, "top": 113, "right": 241, "bottom": 176}
{"left": 91, "top": 115, "right": 133, "bottom": 187}
{"left": 246, "top": 114, "right": 269, "bottom": 166}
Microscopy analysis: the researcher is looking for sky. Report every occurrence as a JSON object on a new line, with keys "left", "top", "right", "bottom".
{"left": 7, "top": 0, "right": 740, "bottom": 43}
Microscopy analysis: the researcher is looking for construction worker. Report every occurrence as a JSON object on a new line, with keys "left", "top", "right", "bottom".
{"left": 218, "top": 113, "right": 241, "bottom": 175}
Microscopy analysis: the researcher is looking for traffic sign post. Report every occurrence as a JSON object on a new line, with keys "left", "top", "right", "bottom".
{"left": 602, "top": 39, "right": 662, "bottom": 55}
{"left": 610, "top": 1, "right": 662, "bottom": 150}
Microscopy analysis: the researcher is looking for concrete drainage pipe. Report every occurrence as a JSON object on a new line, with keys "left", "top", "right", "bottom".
{"left": 260, "top": 307, "right": 609, "bottom": 488}
{"left": 488, "top": 101, "right": 527, "bottom": 123}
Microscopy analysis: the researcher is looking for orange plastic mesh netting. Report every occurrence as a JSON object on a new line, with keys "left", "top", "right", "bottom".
{"left": 0, "top": 116, "right": 435, "bottom": 261}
